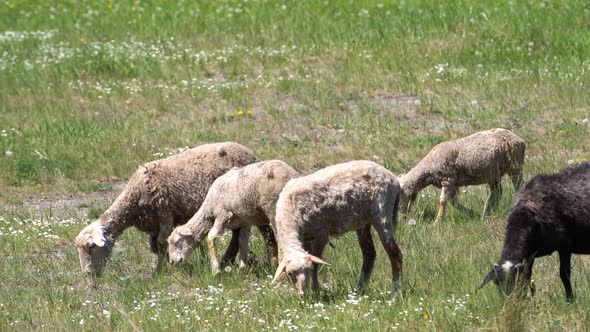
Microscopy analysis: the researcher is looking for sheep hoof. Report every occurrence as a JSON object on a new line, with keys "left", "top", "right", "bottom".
{"left": 392, "top": 281, "right": 402, "bottom": 300}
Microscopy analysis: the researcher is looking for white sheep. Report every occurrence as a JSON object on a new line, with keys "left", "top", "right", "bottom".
{"left": 74, "top": 142, "right": 269, "bottom": 277}
{"left": 168, "top": 160, "right": 299, "bottom": 274}
{"left": 399, "top": 128, "right": 525, "bottom": 224}
{"left": 271, "top": 160, "right": 403, "bottom": 295}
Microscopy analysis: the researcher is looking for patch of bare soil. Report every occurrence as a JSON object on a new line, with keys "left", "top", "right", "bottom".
{"left": 6, "top": 180, "right": 127, "bottom": 215}
{"left": 364, "top": 92, "right": 428, "bottom": 123}
{"left": 368, "top": 93, "right": 422, "bottom": 114}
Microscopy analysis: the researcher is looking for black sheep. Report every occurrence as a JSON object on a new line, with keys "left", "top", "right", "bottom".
{"left": 480, "top": 162, "right": 590, "bottom": 301}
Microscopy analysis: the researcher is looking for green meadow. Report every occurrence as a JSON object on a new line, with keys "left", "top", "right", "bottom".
{"left": 1, "top": 0, "right": 590, "bottom": 330}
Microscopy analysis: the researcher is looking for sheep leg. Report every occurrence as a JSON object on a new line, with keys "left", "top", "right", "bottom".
{"left": 256, "top": 224, "right": 279, "bottom": 267}
{"left": 238, "top": 226, "right": 251, "bottom": 270}
{"left": 197, "top": 238, "right": 208, "bottom": 259}
{"left": 309, "top": 236, "right": 329, "bottom": 294}
{"left": 155, "top": 222, "right": 174, "bottom": 272}
{"left": 558, "top": 251, "right": 574, "bottom": 302}
{"left": 356, "top": 224, "right": 376, "bottom": 290}
{"left": 207, "top": 221, "right": 227, "bottom": 275}
{"left": 148, "top": 233, "right": 159, "bottom": 254}
{"left": 447, "top": 187, "right": 478, "bottom": 218}
{"left": 371, "top": 217, "right": 403, "bottom": 292}
{"left": 434, "top": 181, "right": 454, "bottom": 224}
{"left": 484, "top": 180, "right": 502, "bottom": 214}
{"left": 220, "top": 229, "right": 241, "bottom": 266}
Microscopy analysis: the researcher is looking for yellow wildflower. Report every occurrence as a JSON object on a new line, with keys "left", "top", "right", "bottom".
{"left": 8, "top": 3, "right": 15, "bottom": 9}
{"left": 80, "top": 37, "right": 86, "bottom": 43}
{"left": 107, "top": 2, "right": 113, "bottom": 9}
{"left": 246, "top": 110, "right": 253, "bottom": 115}
{"left": 236, "top": 110, "right": 244, "bottom": 116}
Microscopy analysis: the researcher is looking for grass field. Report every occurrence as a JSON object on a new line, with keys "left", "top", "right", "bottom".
{"left": 1, "top": 0, "right": 590, "bottom": 330}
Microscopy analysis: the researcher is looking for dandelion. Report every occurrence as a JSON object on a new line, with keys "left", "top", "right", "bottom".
{"left": 224, "top": 266, "right": 232, "bottom": 273}
{"left": 236, "top": 110, "right": 244, "bottom": 116}
{"left": 582, "top": 118, "right": 589, "bottom": 124}
{"left": 107, "top": 2, "right": 113, "bottom": 9}
{"left": 246, "top": 109, "right": 253, "bottom": 115}
{"left": 80, "top": 37, "right": 86, "bottom": 43}
{"left": 407, "top": 219, "right": 417, "bottom": 226}
{"left": 5, "top": 151, "right": 13, "bottom": 158}
{"left": 8, "top": 3, "right": 15, "bottom": 9}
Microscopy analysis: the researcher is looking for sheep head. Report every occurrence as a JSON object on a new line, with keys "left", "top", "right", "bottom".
{"left": 75, "top": 223, "right": 113, "bottom": 277}
{"left": 167, "top": 226, "right": 195, "bottom": 264}
{"left": 397, "top": 175, "right": 416, "bottom": 214}
{"left": 272, "top": 252, "right": 329, "bottom": 295}
{"left": 480, "top": 260, "right": 526, "bottom": 297}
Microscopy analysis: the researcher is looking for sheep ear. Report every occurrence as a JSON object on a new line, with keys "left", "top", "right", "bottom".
{"left": 479, "top": 270, "right": 496, "bottom": 289}
{"left": 91, "top": 225, "right": 106, "bottom": 247}
{"left": 308, "top": 255, "right": 330, "bottom": 266}
{"left": 479, "top": 264, "right": 500, "bottom": 289}
{"left": 272, "top": 260, "right": 287, "bottom": 284}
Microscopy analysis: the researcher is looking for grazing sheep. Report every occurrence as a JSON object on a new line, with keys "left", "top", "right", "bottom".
{"left": 271, "top": 160, "right": 403, "bottom": 295}
{"left": 480, "top": 162, "right": 590, "bottom": 302}
{"left": 399, "top": 128, "right": 525, "bottom": 223}
{"left": 168, "top": 160, "right": 299, "bottom": 274}
{"left": 75, "top": 142, "right": 267, "bottom": 277}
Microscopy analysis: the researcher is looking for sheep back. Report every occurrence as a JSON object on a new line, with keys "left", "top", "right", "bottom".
{"left": 418, "top": 128, "right": 525, "bottom": 187}
{"left": 100, "top": 142, "right": 258, "bottom": 235}
{"left": 507, "top": 161, "right": 590, "bottom": 255}
{"left": 275, "top": 160, "right": 400, "bottom": 243}
{"left": 199, "top": 160, "right": 299, "bottom": 228}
